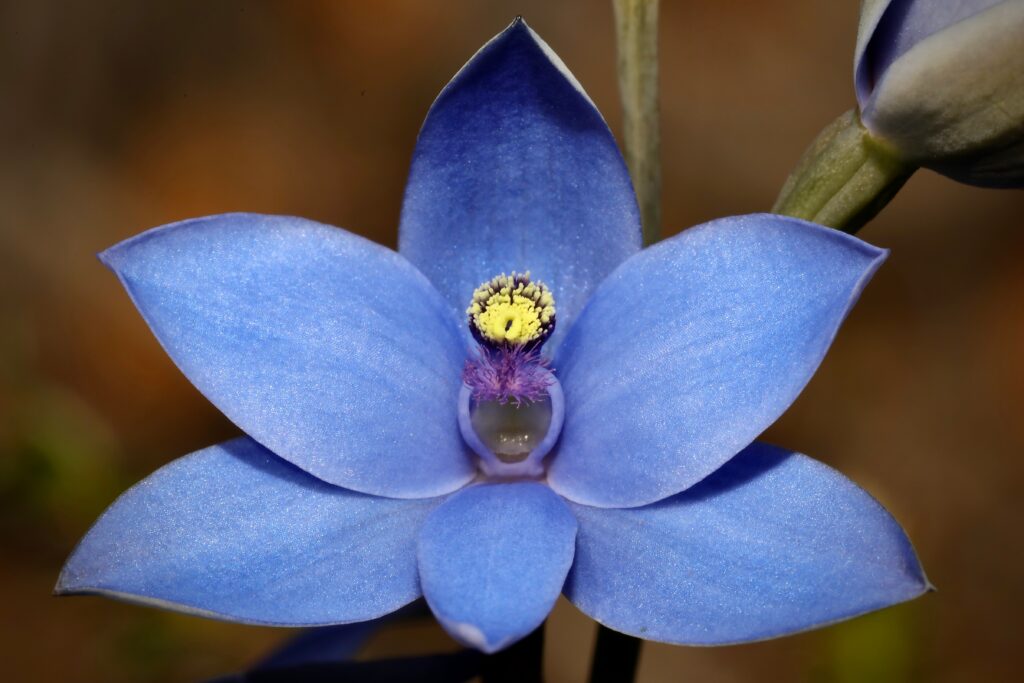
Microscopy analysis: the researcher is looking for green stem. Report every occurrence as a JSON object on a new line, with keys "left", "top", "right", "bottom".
{"left": 772, "top": 109, "right": 917, "bottom": 234}
{"left": 613, "top": 0, "right": 661, "bottom": 245}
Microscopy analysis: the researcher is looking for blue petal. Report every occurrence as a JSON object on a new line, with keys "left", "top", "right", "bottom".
{"left": 57, "top": 438, "right": 443, "bottom": 625}
{"left": 855, "top": 0, "right": 1004, "bottom": 105}
{"left": 417, "top": 482, "right": 577, "bottom": 653}
{"left": 548, "top": 214, "right": 886, "bottom": 508}
{"left": 398, "top": 19, "right": 641, "bottom": 348}
{"left": 564, "top": 442, "right": 930, "bottom": 645}
{"left": 100, "top": 213, "right": 475, "bottom": 498}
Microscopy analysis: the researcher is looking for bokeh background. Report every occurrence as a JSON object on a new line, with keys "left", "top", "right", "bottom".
{"left": 2, "top": 1, "right": 1022, "bottom": 681}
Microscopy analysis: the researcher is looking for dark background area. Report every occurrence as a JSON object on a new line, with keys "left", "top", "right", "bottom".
{"left": 1, "top": 2, "right": 1022, "bottom": 681}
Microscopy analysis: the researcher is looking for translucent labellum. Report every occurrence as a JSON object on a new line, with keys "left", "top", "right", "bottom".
{"left": 458, "top": 371, "right": 565, "bottom": 479}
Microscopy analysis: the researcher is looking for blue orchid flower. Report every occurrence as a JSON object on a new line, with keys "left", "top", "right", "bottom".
{"left": 58, "top": 19, "right": 929, "bottom": 653}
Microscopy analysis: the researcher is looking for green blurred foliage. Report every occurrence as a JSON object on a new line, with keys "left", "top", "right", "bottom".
{"left": 814, "top": 605, "right": 925, "bottom": 683}
{"left": 0, "top": 381, "right": 121, "bottom": 550}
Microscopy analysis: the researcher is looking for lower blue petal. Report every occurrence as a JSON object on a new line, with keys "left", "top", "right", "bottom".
{"left": 57, "top": 438, "right": 444, "bottom": 626}
{"left": 564, "top": 443, "right": 929, "bottom": 645}
{"left": 417, "top": 482, "right": 577, "bottom": 653}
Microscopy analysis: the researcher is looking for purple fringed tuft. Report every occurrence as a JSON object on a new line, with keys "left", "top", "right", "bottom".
{"left": 463, "top": 346, "right": 554, "bottom": 405}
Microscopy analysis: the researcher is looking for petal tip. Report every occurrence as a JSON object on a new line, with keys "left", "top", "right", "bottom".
{"left": 483, "top": 13, "right": 594, "bottom": 111}
{"left": 96, "top": 241, "right": 128, "bottom": 274}
{"left": 440, "top": 617, "right": 507, "bottom": 654}
{"left": 905, "top": 556, "right": 934, "bottom": 595}
{"left": 97, "top": 212, "right": 277, "bottom": 273}
{"left": 502, "top": 15, "right": 537, "bottom": 40}
{"left": 52, "top": 582, "right": 91, "bottom": 598}
{"left": 854, "top": 237, "right": 889, "bottom": 269}
{"left": 754, "top": 212, "right": 890, "bottom": 287}
{"left": 53, "top": 557, "right": 84, "bottom": 596}
{"left": 52, "top": 575, "right": 71, "bottom": 597}
{"left": 52, "top": 567, "right": 100, "bottom": 598}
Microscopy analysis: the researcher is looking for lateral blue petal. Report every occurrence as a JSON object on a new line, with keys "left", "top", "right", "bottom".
{"left": 417, "top": 482, "right": 577, "bottom": 653}
{"left": 398, "top": 19, "right": 641, "bottom": 348}
{"left": 565, "top": 443, "right": 930, "bottom": 645}
{"left": 548, "top": 214, "right": 886, "bottom": 508}
{"left": 56, "top": 438, "right": 444, "bottom": 625}
{"left": 100, "top": 213, "right": 474, "bottom": 498}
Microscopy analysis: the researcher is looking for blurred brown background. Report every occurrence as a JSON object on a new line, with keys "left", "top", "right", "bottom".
{"left": 1, "top": 1, "right": 1022, "bottom": 681}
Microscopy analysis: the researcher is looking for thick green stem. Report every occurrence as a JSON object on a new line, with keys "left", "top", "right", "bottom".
{"left": 613, "top": 0, "right": 661, "bottom": 245}
{"left": 773, "top": 109, "right": 917, "bottom": 234}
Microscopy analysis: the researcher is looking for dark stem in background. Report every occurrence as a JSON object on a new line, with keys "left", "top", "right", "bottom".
{"left": 589, "top": 626, "right": 642, "bottom": 683}
{"left": 480, "top": 624, "right": 545, "bottom": 683}
{"left": 214, "top": 651, "right": 485, "bottom": 683}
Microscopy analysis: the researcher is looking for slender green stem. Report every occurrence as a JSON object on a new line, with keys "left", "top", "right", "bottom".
{"left": 613, "top": 0, "right": 661, "bottom": 245}
{"left": 773, "top": 109, "right": 916, "bottom": 234}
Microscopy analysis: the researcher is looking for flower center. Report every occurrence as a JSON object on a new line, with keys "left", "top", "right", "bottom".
{"left": 459, "top": 272, "right": 563, "bottom": 478}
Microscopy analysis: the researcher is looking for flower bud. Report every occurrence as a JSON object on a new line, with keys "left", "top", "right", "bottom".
{"left": 855, "top": 0, "right": 1024, "bottom": 187}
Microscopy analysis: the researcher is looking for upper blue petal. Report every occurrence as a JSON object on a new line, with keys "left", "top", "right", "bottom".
{"left": 548, "top": 214, "right": 887, "bottom": 508}
{"left": 564, "top": 442, "right": 930, "bottom": 645}
{"left": 57, "top": 437, "right": 443, "bottom": 625}
{"left": 416, "top": 482, "right": 577, "bottom": 653}
{"left": 100, "top": 213, "right": 475, "bottom": 498}
{"left": 398, "top": 19, "right": 641, "bottom": 349}
{"left": 855, "top": 0, "right": 1005, "bottom": 105}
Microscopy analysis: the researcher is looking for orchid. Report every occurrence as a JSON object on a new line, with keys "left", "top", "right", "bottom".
{"left": 58, "top": 19, "right": 928, "bottom": 655}
{"left": 856, "top": 0, "right": 1024, "bottom": 187}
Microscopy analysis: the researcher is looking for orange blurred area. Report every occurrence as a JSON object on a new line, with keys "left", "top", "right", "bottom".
{"left": 2, "top": 2, "right": 1022, "bottom": 681}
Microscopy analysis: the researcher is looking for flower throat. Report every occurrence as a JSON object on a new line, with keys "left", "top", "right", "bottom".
{"left": 460, "top": 272, "right": 563, "bottom": 478}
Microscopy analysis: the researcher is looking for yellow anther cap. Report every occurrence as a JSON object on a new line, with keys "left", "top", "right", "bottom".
{"left": 467, "top": 272, "right": 556, "bottom": 349}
